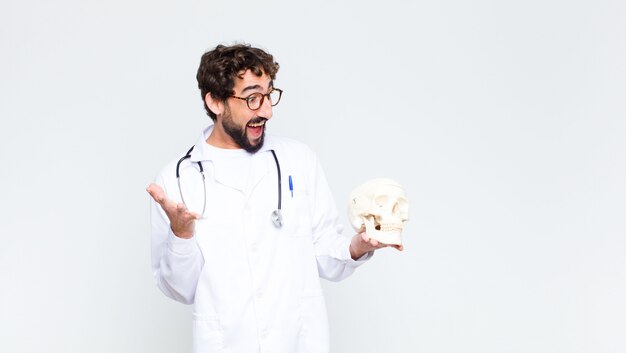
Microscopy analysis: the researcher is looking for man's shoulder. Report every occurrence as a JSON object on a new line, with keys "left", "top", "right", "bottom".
{"left": 154, "top": 141, "right": 201, "bottom": 180}
{"left": 153, "top": 156, "right": 181, "bottom": 182}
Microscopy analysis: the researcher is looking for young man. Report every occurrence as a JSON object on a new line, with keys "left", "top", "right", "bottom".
{"left": 147, "top": 43, "right": 401, "bottom": 353}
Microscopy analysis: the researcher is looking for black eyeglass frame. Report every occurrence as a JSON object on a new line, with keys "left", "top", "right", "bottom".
{"left": 229, "top": 88, "right": 283, "bottom": 111}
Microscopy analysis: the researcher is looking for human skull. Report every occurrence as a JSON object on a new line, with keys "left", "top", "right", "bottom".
{"left": 348, "top": 178, "right": 409, "bottom": 245}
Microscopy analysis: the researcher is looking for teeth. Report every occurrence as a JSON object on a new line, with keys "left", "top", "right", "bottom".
{"left": 248, "top": 121, "right": 264, "bottom": 127}
{"left": 375, "top": 223, "right": 404, "bottom": 232}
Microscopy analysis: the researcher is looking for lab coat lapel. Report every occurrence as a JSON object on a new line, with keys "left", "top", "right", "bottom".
{"left": 248, "top": 140, "right": 280, "bottom": 196}
{"left": 248, "top": 151, "right": 272, "bottom": 195}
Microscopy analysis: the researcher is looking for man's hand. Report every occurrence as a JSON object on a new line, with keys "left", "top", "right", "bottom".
{"left": 349, "top": 232, "right": 404, "bottom": 260}
{"left": 146, "top": 183, "right": 200, "bottom": 239}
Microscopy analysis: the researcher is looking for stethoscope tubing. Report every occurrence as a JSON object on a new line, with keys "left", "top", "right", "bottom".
{"left": 269, "top": 150, "right": 281, "bottom": 211}
{"left": 175, "top": 145, "right": 283, "bottom": 227}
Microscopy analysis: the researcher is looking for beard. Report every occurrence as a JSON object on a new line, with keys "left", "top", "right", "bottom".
{"left": 221, "top": 110, "right": 266, "bottom": 153}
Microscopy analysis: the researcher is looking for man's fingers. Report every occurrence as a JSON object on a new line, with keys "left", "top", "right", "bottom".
{"left": 358, "top": 232, "right": 404, "bottom": 251}
{"left": 148, "top": 184, "right": 190, "bottom": 220}
{"left": 179, "top": 203, "right": 201, "bottom": 220}
{"left": 176, "top": 202, "right": 187, "bottom": 212}
{"left": 175, "top": 203, "right": 201, "bottom": 220}
{"left": 147, "top": 184, "right": 199, "bottom": 238}
{"left": 146, "top": 183, "right": 167, "bottom": 205}
{"left": 147, "top": 184, "right": 199, "bottom": 221}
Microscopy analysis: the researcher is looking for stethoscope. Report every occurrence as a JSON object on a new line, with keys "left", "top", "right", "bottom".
{"left": 176, "top": 145, "right": 284, "bottom": 228}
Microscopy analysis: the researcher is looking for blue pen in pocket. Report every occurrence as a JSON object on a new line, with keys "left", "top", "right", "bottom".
{"left": 289, "top": 175, "right": 293, "bottom": 198}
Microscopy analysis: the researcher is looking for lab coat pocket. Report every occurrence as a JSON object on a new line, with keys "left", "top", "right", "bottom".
{"left": 299, "top": 289, "right": 329, "bottom": 353}
{"left": 192, "top": 313, "right": 225, "bottom": 353}
{"left": 282, "top": 189, "right": 312, "bottom": 237}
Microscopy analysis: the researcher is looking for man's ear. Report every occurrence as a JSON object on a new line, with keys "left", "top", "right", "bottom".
{"left": 205, "top": 93, "right": 225, "bottom": 116}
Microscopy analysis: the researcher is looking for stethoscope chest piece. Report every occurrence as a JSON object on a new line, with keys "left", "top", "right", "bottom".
{"left": 271, "top": 209, "right": 283, "bottom": 228}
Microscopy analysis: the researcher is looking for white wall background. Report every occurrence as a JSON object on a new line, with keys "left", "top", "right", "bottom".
{"left": 1, "top": 0, "right": 625, "bottom": 352}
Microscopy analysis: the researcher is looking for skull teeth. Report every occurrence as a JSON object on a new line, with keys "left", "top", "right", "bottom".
{"left": 374, "top": 223, "right": 404, "bottom": 232}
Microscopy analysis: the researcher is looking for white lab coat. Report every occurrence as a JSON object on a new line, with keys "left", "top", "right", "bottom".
{"left": 150, "top": 126, "right": 370, "bottom": 353}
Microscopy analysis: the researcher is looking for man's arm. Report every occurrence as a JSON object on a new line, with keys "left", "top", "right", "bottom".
{"left": 148, "top": 182, "right": 204, "bottom": 304}
{"left": 307, "top": 151, "right": 401, "bottom": 281}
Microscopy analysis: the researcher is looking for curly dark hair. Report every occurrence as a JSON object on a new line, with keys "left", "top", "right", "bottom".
{"left": 196, "top": 43, "right": 280, "bottom": 120}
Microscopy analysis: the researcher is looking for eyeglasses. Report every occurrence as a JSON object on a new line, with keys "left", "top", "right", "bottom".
{"left": 230, "top": 88, "right": 283, "bottom": 110}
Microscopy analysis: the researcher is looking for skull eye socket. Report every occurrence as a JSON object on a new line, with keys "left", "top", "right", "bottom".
{"left": 398, "top": 198, "right": 409, "bottom": 214}
{"left": 374, "top": 195, "right": 388, "bottom": 208}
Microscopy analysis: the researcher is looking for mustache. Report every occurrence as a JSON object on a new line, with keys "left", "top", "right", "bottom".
{"left": 247, "top": 117, "right": 268, "bottom": 125}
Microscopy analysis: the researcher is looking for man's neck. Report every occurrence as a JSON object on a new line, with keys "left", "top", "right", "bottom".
{"left": 206, "top": 124, "right": 240, "bottom": 149}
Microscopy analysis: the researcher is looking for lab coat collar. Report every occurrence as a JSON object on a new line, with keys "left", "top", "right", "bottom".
{"left": 189, "top": 124, "right": 277, "bottom": 161}
{"left": 189, "top": 124, "right": 276, "bottom": 194}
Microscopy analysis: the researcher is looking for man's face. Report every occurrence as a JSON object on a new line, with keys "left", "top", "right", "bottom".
{"left": 219, "top": 70, "right": 274, "bottom": 153}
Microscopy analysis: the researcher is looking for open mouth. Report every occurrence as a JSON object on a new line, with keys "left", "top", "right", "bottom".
{"left": 246, "top": 119, "right": 266, "bottom": 138}
{"left": 247, "top": 121, "right": 265, "bottom": 128}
